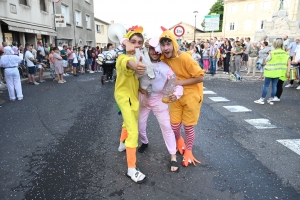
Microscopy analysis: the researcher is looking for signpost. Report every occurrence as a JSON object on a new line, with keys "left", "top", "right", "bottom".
{"left": 204, "top": 14, "right": 220, "bottom": 37}
{"left": 173, "top": 25, "right": 185, "bottom": 37}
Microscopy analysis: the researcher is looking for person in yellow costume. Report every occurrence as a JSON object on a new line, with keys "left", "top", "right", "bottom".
{"left": 159, "top": 26, "right": 205, "bottom": 167}
{"left": 114, "top": 25, "right": 147, "bottom": 183}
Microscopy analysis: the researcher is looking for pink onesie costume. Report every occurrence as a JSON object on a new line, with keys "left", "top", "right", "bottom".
{"left": 138, "top": 61, "right": 183, "bottom": 155}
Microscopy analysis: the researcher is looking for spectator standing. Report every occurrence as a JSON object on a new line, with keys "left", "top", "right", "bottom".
{"left": 60, "top": 45, "right": 69, "bottom": 76}
{"left": 223, "top": 40, "right": 232, "bottom": 74}
{"left": 257, "top": 42, "right": 270, "bottom": 80}
{"left": 12, "top": 41, "right": 19, "bottom": 55}
{"left": 48, "top": 49, "right": 57, "bottom": 81}
{"left": 202, "top": 42, "right": 210, "bottom": 73}
{"left": 254, "top": 38, "right": 289, "bottom": 104}
{"left": 209, "top": 39, "right": 218, "bottom": 75}
{"left": 58, "top": 42, "right": 63, "bottom": 51}
{"left": 232, "top": 41, "right": 244, "bottom": 73}
{"left": 36, "top": 50, "right": 46, "bottom": 82}
{"left": 67, "top": 45, "right": 74, "bottom": 74}
{"left": 53, "top": 47, "right": 65, "bottom": 83}
{"left": 72, "top": 48, "right": 79, "bottom": 76}
{"left": 25, "top": 44, "right": 39, "bottom": 85}
{"left": 0, "top": 47, "right": 23, "bottom": 101}
{"left": 247, "top": 42, "right": 260, "bottom": 77}
{"left": 285, "top": 37, "right": 300, "bottom": 88}
{"left": 283, "top": 35, "right": 289, "bottom": 51}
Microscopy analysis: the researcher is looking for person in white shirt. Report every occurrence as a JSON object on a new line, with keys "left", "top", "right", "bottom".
{"left": 0, "top": 46, "right": 23, "bottom": 100}
{"left": 290, "top": 44, "right": 300, "bottom": 89}
{"left": 79, "top": 51, "right": 86, "bottom": 74}
{"left": 25, "top": 44, "right": 39, "bottom": 85}
{"left": 103, "top": 43, "right": 117, "bottom": 82}
{"left": 72, "top": 48, "right": 79, "bottom": 76}
{"left": 58, "top": 42, "right": 63, "bottom": 51}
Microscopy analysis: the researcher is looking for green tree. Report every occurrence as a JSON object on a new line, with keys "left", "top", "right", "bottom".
{"left": 201, "top": 0, "right": 224, "bottom": 32}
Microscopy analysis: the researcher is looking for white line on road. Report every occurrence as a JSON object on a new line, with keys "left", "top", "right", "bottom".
{"left": 209, "top": 97, "right": 230, "bottom": 102}
{"left": 204, "top": 91, "right": 216, "bottom": 94}
{"left": 223, "top": 106, "right": 252, "bottom": 112}
{"left": 245, "top": 118, "right": 277, "bottom": 129}
{"left": 277, "top": 139, "right": 300, "bottom": 156}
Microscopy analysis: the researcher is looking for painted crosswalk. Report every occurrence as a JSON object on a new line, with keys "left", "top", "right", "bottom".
{"left": 277, "top": 139, "right": 300, "bottom": 156}
{"left": 203, "top": 90, "right": 216, "bottom": 94}
{"left": 223, "top": 106, "right": 252, "bottom": 112}
{"left": 209, "top": 97, "right": 230, "bottom": 102}
{"left": 245, "top": 119, "right": 277, "bottom": 129}
{"left": 205, "top": 87, "right": 300, "bottom": 157}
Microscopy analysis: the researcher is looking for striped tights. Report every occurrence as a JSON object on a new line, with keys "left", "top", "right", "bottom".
{"left": 171, "top": 123, "right": 195, "bottom": 150}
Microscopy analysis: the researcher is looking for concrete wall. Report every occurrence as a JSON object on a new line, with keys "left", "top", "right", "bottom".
{"left": 55, "top": 0, "right": 95, "bottom": 47}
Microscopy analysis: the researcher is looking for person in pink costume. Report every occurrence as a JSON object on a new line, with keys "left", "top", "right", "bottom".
{"left": 137, "top": 38, "right": 183, "bottom": 172}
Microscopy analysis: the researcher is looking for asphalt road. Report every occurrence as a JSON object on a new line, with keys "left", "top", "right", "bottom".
{"left": 0, "top": 72, "right": 299, "bottom": 200}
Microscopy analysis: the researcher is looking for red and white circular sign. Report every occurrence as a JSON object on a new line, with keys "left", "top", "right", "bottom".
{"left": 173, "top": 25, "right": 185, "bottom": 37}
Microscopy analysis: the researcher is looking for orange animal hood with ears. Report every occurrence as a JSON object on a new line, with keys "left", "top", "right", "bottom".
{"left": 159, "top": 26, "right": 179, "bottom": 59}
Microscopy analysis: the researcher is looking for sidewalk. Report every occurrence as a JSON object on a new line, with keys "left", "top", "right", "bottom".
{"left": 207, "top": 67, "right": 262, "bottom": 81}
{"left": 0, "top": 71, "right": 51, "bottom": 90}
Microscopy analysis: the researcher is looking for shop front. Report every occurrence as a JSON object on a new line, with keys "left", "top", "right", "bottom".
{"left": 0, "top": 19, "right": 56, "bottom": 48}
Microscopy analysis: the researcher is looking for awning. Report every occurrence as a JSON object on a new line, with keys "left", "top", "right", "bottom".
{"left": 2, "top": 20, "right": 57, "bottom": 36}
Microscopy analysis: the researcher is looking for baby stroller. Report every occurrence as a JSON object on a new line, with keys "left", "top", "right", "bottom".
{"left": 18, "top": 60, "right": 27, "bottom": 78}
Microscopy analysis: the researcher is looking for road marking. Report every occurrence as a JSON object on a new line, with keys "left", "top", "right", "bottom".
{"left": 245, "top": 118, "right": 277, "bottom": 129}
{"left": 209, "top": 97, "right": 230, "bottom": 102}
{"left": 277, "top": 139, "right": 300, "bottom": 156}
{"left": 203, "top": 90, "right": 216, "bottom": 94}
{"left": 223, "top": 106, "right": 252, "bottom": 112}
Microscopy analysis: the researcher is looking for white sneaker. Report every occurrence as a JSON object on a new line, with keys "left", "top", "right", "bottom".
{"left": 33, "top": 82, "right": 40, "bottom": 85}
{"left": 63, "top": 73, "right": 67, "bottom": 77}
{"left": 296, "top": 85, "right": 300, "bottom": 90}
{"left": 254, "top": 98, "right": 264, "bottom": 104}
{"left": 272, "top": 96, "right": 280, "bottom": 102}
{"left": 118, "top": 142, "right": 126, "bottom": 152}
{"left": 89, "top": 71, "right": 95, "bottom": 74}
{"left": 285, "top": 84, "right": 293, "bottom": 88}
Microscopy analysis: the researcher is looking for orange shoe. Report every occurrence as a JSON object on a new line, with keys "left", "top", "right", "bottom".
{"left": 176, "top": 137, "right": 186, "bottom": 154}
{"left": 182, "top": 149, "right": 201, "bottom": 167}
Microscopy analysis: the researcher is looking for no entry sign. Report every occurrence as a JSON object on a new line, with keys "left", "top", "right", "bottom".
{"left": 174, "top": 25, "right": 185, "bottom": 37}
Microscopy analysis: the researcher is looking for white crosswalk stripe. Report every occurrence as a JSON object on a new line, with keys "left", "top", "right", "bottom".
{"left": 223, "top": 106, "right": 252, "bottom": 112}
{"left": 277, "top": 139, "right": 300, "bottom": 156}
{"left": 203, "top": 90, "right": 216, "bottom": 94}
{"left": 209, "top": 97, "right": 230, "bottom": 102}
{"left": 245, "top": 118, "right": 277, "bottom": 129}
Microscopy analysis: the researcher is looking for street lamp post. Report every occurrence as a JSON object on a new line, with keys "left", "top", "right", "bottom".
{"left": 193, "top": 11, "right": 198, "bottom": 42}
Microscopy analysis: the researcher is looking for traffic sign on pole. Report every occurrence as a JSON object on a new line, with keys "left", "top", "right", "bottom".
{"left": 204, "top": 14, "right": 220, "bottom": 31}
{"left": 173, "top": 25, "right": 185, "bottom": 37}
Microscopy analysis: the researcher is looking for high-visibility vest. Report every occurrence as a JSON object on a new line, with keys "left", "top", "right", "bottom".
{"left": 264, "top": 49, "right": 289, "bottom": 78}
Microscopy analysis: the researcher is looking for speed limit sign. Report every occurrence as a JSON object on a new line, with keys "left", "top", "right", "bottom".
{"left": 173, "top": 25, "right": 185, "bottom": 37}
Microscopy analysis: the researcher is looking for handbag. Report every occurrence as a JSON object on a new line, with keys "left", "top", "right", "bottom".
{"left": 222, "top": 54, "right": 226, "bottom": 58}
{"left": 262, "top": 58, "right": 266, "bottom": 66}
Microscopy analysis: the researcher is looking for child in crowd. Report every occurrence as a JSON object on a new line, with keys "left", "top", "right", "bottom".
{"left": 72, "top": 48, "right": 79, "bottom": 76}
{"left": 80, "top": 53, "right": 86, "bottom": 74}
{"left": 36, "top": 50, "right": 46, "bottom": 83}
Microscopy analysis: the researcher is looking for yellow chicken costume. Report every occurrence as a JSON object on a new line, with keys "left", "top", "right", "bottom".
{"left": 159, "top": 26, "right": 205, "bottom": 166}
{"left": 114, "top": 25, "right": 146, "bottom": 183}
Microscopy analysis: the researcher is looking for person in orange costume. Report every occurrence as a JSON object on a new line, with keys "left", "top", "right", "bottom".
{"left": 115, "top": 25, "right": 147, "bottom": 183}
{"left": 159, "top": 26, "right": 205, "bottom": 167}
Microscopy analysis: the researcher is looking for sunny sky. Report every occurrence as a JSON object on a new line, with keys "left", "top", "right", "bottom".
{"left": 94, "top": 0, "right": 218, "bottom": 38}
